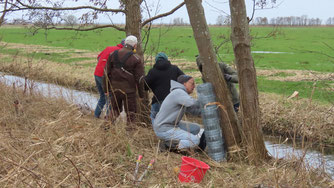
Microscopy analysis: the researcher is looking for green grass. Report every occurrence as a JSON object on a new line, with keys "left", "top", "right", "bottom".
{"left": 0, "top": 26, "right": 333, "bottom": 103}
{"left": 1, "top": 26, "right": 333, "bottom": 72}
{"left": 258, "top": 77, "right": 333, "bottom": 104}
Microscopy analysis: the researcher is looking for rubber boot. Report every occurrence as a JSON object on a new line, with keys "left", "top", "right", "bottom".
{"left": 198, "top": 132, "right": 207, "bottom": 151}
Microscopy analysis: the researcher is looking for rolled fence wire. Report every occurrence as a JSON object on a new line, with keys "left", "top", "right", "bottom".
{"left": 196, "top": 83, "right": 226, "bottom": 161}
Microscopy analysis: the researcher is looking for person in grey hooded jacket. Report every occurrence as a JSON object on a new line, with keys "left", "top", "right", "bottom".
{"left": 153, "top": 75, "right": 205, "bottom": 150}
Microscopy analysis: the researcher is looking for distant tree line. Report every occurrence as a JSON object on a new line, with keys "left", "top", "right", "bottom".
{"left": 257, "top": 15, "right": 322, "bottom": 26}
{"left": 215, "top": 15, "right": 334, "bottom": 26}
{"left": 6, "top": 15, "right": 334, "bottom": 27}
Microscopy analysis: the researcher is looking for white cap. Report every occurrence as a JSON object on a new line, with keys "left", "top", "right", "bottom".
{"left": 125, "top": 35, "right": 138, "bottom": 47}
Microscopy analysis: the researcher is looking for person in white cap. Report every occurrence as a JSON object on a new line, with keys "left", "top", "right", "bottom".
{"left": 103, "top": 35, "right": 145, "bottom": 129}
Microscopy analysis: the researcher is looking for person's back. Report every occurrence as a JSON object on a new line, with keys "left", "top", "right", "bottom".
{"left": 93, "top": 41, "right": 124, "bottom": 118}
{"left": 102, "top": 35, "right": 145, "bottom": 125}
{"left": 145, "top": 54, "right": 184, "bottom": 103}
{"left": 94, "top": 42, "right": 124, "bottom": 77}
{"left": 106, "top": 47, "right": 144, "bottom": 94}
{"left": 144, "top": 52, "right": 184, "bottom": 123}
{"left": 196, "top": 55, "right": 240, "bottom": 112}
{"left": 217, "top": 62, "right": 239, "bottom": 109}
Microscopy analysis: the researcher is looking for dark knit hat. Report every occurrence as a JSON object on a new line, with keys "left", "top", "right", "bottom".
{"left": 177, "top": 75, "right": 193, "bottom": 84}
{"left": 155, "top": 52, "right": 168, "bottom": 62}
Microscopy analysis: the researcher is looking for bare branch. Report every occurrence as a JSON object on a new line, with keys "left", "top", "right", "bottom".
{"left": 0, "top": 156, "right": 48, "bottom": 187}
{"left": 45, "top": 24, "right": 125, "bottom": 32}
{"left": 65, "top": 156, "right": 81, "bottom": 188}
{"left": 249, "top": 0, "right": 256, "bottom": 22}
{"left": 141, "top": 2, "right": 185, "bottom": 27}
{"left": 0, "top": 0, "right": 9, "bottom": 26}
{"left": 141, "top": 0, "right": 153, "bottom": 54}
{"left": 15, "top": 0, "right": 125, "bottom": 13}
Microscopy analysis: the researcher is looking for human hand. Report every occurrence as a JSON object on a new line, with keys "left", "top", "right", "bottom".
{"left": 224, "top": 74, "right": 232, "bottom": 81}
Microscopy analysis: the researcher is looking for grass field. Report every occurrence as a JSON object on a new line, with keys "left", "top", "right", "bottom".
{"left": 0, "top": 26, "right": 333, "bottom": 187}
{"left": 0, "top": 26, "right": 333, "bottom": 103}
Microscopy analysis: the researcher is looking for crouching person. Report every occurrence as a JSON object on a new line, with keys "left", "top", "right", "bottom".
{"left": 153, "top": 75, "right": 206, "bottom": 151}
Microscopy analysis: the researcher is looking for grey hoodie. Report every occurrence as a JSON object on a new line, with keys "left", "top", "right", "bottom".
{"left": 153, "top": 80, "right": 201, "bottom": 132}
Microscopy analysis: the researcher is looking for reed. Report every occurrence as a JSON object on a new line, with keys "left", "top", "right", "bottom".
{"left": 0, "top": 78, "right": 332, "bottom": 187}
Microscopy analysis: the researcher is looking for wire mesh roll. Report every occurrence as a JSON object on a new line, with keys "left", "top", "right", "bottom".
{"left": 197, "top": 83, "right": 226, "bottom": 161}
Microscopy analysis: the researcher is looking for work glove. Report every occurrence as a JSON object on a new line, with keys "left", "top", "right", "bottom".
{"left": 224, "top": 74, "right": 232, "bottom": 81}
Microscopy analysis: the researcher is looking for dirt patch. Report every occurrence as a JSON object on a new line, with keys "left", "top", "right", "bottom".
{"left": 0, "top": 41, "right": 97, "bottom": 59}
{"left": 257, "top": 69, "right": 334, "bottom": 82}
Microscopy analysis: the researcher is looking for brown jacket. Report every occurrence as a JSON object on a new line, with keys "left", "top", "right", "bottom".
{"left": 102, "top": 47, "right": 145, "bottom": 97}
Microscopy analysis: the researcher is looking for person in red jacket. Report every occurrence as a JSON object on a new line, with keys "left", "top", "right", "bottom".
{"left": 94, "top": 39, "right": 124, "bottom": 118}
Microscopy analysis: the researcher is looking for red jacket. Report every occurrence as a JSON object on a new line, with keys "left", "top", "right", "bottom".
{"left": 94, "top": 44, "right": 123, "bottom": 77}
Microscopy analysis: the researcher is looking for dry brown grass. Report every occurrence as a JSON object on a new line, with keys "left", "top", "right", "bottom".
{"left": 1, "top": 42, "right": 333, "bottom": 145}
{"left": 260, "top": 93, "right": 334, "bottom": 146}
{"left": 257, "top": 69, "right": 334, "bottom": 82}
{"left": 0, "top": 79, "right": 333, "bottom": 187}
{"left": 0, "top": 53, "right": 96, "bottom": 91}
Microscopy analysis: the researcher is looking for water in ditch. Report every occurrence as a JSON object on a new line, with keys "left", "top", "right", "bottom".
{"left": 1, "top": 73, "right": 333, "bottom": 179}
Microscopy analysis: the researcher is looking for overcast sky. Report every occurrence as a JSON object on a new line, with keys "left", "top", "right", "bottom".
{"left": 147, "top": 0, "right": 334, "bottom": 25}
{"left": 6, "top": 0, "right": 334, "bottom": 24}
{"left": 130, "top": 0, "right": 334, "bottom": 24}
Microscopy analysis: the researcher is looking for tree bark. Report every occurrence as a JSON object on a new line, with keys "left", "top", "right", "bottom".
{"left": 184, "top": 0, "right": 242, "bottom": 155}
{"left": 229, "top": 0, "right": 269, "bottom": 163}
{"left": 125, "top": 0, "right": 151, "bottom": 125}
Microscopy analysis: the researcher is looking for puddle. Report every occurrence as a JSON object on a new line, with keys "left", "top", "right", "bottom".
{"left": 0, "top": 73, "right": 333, "bottom": 179}
{"left": 252, "top": 51, "right": 293, "bottom": 54}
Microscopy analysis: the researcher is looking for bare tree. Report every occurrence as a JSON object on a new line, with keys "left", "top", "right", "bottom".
{"left": 1, "top": 0, "right": 185, "bottom": 53}
{"left": 184, "top": 0, "right": 242, "bottom": 157}
{"left": 172, "top": 17, "right": 185, "bottom": 26}
{"left": 1, "top": 0, "right": 185, "bottom": 124}
{"left": 63, "top": 14, "right": 77, "bottom": 27}
{"left": 229, "top": 0, "right": 269, "bottom": 164}
{"left": 216, "top": 15, "right": 224, "bottom": 26}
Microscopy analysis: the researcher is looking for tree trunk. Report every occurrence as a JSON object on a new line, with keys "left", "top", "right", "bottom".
{"left": 184, "top": 0, "right": 242, "bottom": 155}
{"left": 229, "top": 0, "right": 269, "bottom": 164}
{"left": 125, "top": 0, "right": 151, "bottom": 125}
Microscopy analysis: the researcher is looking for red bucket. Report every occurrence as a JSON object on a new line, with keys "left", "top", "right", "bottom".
{"left": 178, "top": 156, "right": 210, "bottom": 183}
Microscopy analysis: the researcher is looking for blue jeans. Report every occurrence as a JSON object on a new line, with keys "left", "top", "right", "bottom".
{"left": 155, "top": 121, "right": 201, "bottom": 149}
{"left": 150, "top": 102, "right": 161, "bottom": 125}
{"left": 94, "top": 75, "right": 111, "bottom": 118}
